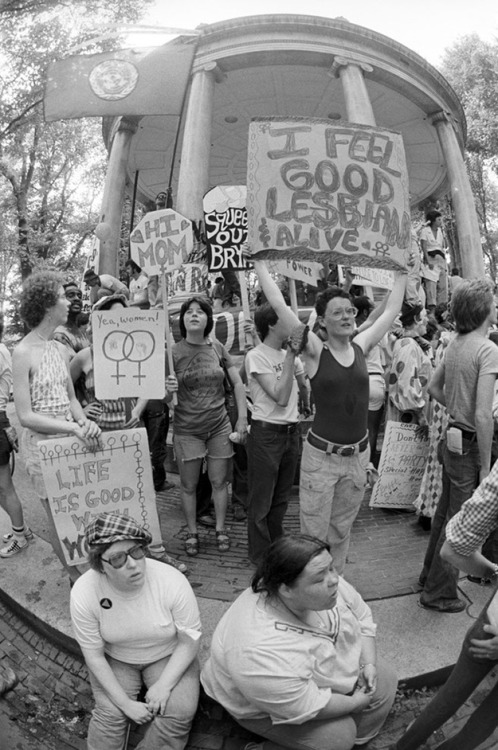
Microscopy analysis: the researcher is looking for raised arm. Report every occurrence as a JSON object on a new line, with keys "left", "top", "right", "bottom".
{"left": 355, "top": 271, "right": 407, "bottom": 355}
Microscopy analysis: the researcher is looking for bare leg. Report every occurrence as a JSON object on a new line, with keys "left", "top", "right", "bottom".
{"left": 0, "top": 463, "right": 24, "bottom": 528}
{"left": 208, "top": 457, "right": 229, "bottom": 531}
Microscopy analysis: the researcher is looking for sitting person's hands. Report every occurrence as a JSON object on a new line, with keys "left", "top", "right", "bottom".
{"left": 350, "top": 683, "right": 373, "bottom": 713}
{"left": 145, "top": 681, "right": 172, "bottom": 716}
{"left": 123, "top": 698, "right": 153, "bottom": 724}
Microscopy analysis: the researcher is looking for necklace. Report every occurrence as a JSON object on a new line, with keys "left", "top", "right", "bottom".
{"left": 33, "top": 330, "right": 50, "bottom": 342}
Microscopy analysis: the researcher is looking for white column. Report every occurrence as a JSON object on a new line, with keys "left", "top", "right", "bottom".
{"left": 332, "top": 57, "right": 376, "bottom": 126}
{"left": 431, "top": 111, "right": 484, "bottom": 278}
{"left": 98, "top": 117, "right": 138, "bottom": 276}
{"left": 176, "top": 63, "right": 223, "bottom": 219}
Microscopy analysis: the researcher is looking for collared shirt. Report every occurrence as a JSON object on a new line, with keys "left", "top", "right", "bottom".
{"left": 446, "top": 462, "right": 498, "bottom": 555}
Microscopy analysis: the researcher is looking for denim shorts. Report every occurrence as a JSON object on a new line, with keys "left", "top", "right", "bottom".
{"left": 0, "top": 412, "right": 11, "bottom": 466}
{"left": 174, "top": 421, "right": 233, "bottom": 464}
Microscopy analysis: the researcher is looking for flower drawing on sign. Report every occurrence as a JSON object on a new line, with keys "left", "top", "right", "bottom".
{"left": 88, "top": 59, "right": 139, "bottom": 100}
{"left": 103, "top": 330, "right": 155, "bottom": 386}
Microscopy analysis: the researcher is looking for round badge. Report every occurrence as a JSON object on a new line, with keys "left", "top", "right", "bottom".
{"left": 100, "top": 598, "right": 113, "bottom": 609}
{"left": 89, "top": 59, "right": 139, "bottom": 101}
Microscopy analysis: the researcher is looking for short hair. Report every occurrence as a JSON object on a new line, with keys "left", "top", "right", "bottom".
{"left": 434, "top": 303, "right": 450, "bottom": 325}
{"left": 63, "top": 281, "right": 79, "bottom": 291}
{"left": 251, "top": 534, "right": 330, "bottom": 598}
{"left": 179, "top": 296, "right": 214, "bottom": 339}
{"left": 20, "top": 271, "right": 64, "bottom": 329}
{"left": 315, "top": 286, "right": 351, "bottom": 318}
{"left": 353, "top": 295, "right": 374, "bottom": 320}
{"left": 86, "top": 541, "right": 114, "bottom": 573}
{"left": 400, "top": 302, "right": 424, "bottom": 329}
{"left": 125, "top": 259, "right": 141, "bottom": 274}
{"left": 425, "top": 209, "right": 442, "bottom": 224}
{"left": 451, "top": 268, "right": 461, "bottom": 276}
{"left": 451, "top": 279, "right": 495, "bottom": 334}
{"left": 254, "top": 303, "right": 278, "bottom": 341}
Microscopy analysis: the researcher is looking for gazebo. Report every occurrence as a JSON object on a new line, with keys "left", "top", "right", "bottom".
{"left": 98, "top": 14, "right": 482, "bottom": 278}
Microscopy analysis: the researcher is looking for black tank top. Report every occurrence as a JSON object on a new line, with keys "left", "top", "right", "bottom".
{"left": 310, "top": 342, "right": 369, "bottom": 444}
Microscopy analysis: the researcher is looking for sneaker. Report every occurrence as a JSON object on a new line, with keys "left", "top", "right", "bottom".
{"left": 0, "top": 537, "right": 28, "bottom": 558}
{"left": 2, "top": 527, "right": 34, "bottom": 543}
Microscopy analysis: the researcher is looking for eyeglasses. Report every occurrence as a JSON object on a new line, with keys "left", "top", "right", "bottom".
{"left": 329, "top": 307, "right": 358, "bottom": 320}
{"left": 101, "top": 544, "right": 147, "bottom": 569}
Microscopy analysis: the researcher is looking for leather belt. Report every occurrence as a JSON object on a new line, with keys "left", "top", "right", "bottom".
{"left": 251, "top": 420, "right": 299, "bottom": 435}
{"left": 307, "top": 431, "right": 369, "bottom": 457}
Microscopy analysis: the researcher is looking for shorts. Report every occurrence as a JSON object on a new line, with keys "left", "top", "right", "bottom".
{"left": 368, "top": 374, "right": 386, "bottom": 412}
{"left": 21, "top": 425, "right": 71, "bottom": 498}
{"left": 0, "top": 412, "right": 12, "bottom": 466}
{"left": 174, "top": 420, "right": 233, "bottom": 465}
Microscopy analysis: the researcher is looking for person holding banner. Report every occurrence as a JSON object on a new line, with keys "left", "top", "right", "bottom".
{"left": 165, "top": 297, "right": 247, "bottom": 557}
{"left": 13, "top": 271, "right": 101, "bottom": 583}
{"left": 250, "top": 257, "right": 408, "bottom": 574}
{"left": 71, "top": 512, "right": 200, "bottom": 750}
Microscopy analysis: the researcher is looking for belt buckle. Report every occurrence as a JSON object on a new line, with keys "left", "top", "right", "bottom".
{"left": 337, "top": 445, "right": 354, "bottom": 457}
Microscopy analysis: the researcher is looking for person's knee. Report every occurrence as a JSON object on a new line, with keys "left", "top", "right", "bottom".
{"left": 210, "top": 476, "right": 228, "bottom": 492}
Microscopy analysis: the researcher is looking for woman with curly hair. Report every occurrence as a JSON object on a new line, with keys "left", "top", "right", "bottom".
{"left": 13, "top": 270, "right": 101, "bottom": 583}
{"left": 165, "top": 296, "right": 247, "bottom": 557}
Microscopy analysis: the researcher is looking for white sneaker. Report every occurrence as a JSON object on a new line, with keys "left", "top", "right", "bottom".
{"left": 0, "top": 536, "right": 28, "bottom": 558}
{"left": 2, "top": 527, "right": 34, "bottom": 543}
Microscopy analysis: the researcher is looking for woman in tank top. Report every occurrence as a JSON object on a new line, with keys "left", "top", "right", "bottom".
{"left": 13, "top": 271, "right": 101, "bottom": 583}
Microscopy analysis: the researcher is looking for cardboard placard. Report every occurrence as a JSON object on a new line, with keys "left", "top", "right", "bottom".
{"left": 350, "top": 265, "right": 395, "bottom": 290}
{"left": 38, "top": 429, "right": 161, "bottom": 566}
{"left": 247, "top": 118, "right": 410, "bottom": 270}
{"left": 370, "top": 421, "right": 429, "bottom": 510}
{"left": 204, "top": 186, "right": 248, "bottom": 271}
{"left": 92, "top": 308, "right": 165, "bottom": 399}
{"left": 130, "top": 209, "right": 193, "bottom": 274}
{"left": 268, "top": 258, "right": 323, "bottom": 285}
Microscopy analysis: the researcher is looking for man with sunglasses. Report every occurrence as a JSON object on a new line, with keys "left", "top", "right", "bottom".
{"left": 70, "top": 512, "right": 201, "bottom": 750}
{"left": 251, "top": 259, "right": 408, "bottom": 574}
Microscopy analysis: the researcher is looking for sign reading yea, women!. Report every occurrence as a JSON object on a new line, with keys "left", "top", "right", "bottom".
{"left": 39, "top": 429, "right": 161, "bottom": 566}
{"left": 92, "top": 308, "right": 165, "bottom": 399}
{"left": 247, "top": 118, "right": 411, "bottom": 270}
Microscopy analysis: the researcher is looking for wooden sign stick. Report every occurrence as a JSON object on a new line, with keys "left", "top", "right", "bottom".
{"left": 161, "top": 271, "right": 177, "bottom": 406}
{"left": 237, "top": 270, "right": 252, "bottom": 347}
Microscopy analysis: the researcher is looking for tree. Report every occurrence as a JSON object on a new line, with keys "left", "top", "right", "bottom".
{"left": 0, "top": 0, "right": 155, "bottom": 301}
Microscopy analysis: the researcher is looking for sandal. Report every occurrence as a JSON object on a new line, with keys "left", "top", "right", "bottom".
{"left": 185, "top": 533, "right": 199, "bottom": 557}
{"left": 216, "top": 529, "right": 231, "bottom": 553}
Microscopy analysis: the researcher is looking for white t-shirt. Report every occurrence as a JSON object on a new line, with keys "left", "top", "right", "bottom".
{"left": 0, "top": 344, "right": 12, "bottom": 412}
{"left": 201, "top": 581, "right": 377, "bottom": 725}
{"left": 246, "top": 344, "right": 304, "bottom": 424}
{"left": 70, "top": 559, "right": 201, "bottom": 664}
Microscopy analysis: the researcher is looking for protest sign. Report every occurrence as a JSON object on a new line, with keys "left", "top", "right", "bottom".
{"left": 168, "top": 263, "right": 208, "bottom": 299}
{"left": 268, "top": 258, "right": 323, "bottom": 285}
{"left": 204, "top": 186, "right": 248, "bottom": 271}
{"left": 370, "top": 421, "right": 429, "bottom": 510}
{"left": 350, "top": 265, "right": 395, "bottom": 290}
{"left": 92, "top": 308, "right": 165, "bottom": 399}
{"left": 247, "top": 118, "right": 410, "bottom": 270}
{"left": 38, "top": 429, "right": 161, "bottom": 566}
{"left": 130, "top": 209, "right": 193, "bottom": 274}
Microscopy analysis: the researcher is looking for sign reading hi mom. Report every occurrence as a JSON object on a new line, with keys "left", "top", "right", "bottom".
{"left": 130, "top": 209, "right": 193, "bottom": 275}
{"left": 247, "top": 118, "right": 410, "bottom": 271}
{"left": 39, "top": 429, "right": 161, "bottom": 566}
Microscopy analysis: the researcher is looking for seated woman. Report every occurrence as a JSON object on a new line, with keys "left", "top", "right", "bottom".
{"left": 201, "top": 534, "right": 397, "bottom": 750}
{"left": 70, "top": 512, "right": 201, "bottom": 750}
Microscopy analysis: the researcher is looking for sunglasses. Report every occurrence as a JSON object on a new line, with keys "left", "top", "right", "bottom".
{"left": 101, "top": 544, "right": 147, "bottom": 569}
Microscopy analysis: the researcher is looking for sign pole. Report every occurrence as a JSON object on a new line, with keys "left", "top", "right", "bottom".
{"left": 237, "top": 270, "right": 252, "bottom": 347}
{"left": 161, "top": 271, "right": 177, "bottom": 406}
{"left": 288, "top": 278, "right": 299, "bottom": 316}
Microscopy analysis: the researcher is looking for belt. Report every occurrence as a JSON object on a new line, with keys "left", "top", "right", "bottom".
{"left": 251, "top": 420, "right": 299, "bottom": 435}
{"left": 307, "top": 431, "right": 369, "bottom": 456}
{"left": 448, "top": 424, "right": 476, "bottom": 442}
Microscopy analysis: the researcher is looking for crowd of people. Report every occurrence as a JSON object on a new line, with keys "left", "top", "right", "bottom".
{"left": 2, "top": 205, "right": 498, "bottom": 749}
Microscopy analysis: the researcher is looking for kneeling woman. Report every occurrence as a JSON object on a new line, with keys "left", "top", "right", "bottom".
{"left": 71, "top": 513, "right": 201, "bottom": 750}
{"left": 202, "top": 534, "right": 397, "bottom": 750}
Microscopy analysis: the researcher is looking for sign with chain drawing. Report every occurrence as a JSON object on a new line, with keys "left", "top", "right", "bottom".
{"left": 92, "top": 307, "right": 165, "bottom": 399}
{"left": 38, "top": 429, "right": 162, "bottom": 566}
{"left": 247, "top": 118, "right": 411, "bottom": 271}
{"left": 370, "top": 421, "right": 429, "bottom": 510}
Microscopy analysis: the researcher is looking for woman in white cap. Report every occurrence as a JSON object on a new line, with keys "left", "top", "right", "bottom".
{"left": 71, "top": 511, "right": 201, "bottom": 750}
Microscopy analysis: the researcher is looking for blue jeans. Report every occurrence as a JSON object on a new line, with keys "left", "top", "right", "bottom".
{"left": 87, "top": 654, "right": 199, "bottom": 750}
{"left": 237, "top": 658, "right": 397, "bottom": 750}
{"left": 299, "top": 439, "right": 370, "bottom": 575}
{"left": 395, "top": 601, "right": 498, "bottom": 750}
{"left": 247, "top": 422, "right": 300, "bottom": 563}
{"left": 142, "top": 400, "right": 169, "bottom": 490}
{"left": 420, "top": 436, "right": 480, "bottom": 606}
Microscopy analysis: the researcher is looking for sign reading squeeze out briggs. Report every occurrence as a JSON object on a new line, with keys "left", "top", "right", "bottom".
{"left": 247, "top": 118, "right": 411, "bottom": 270}
{"left": 203, "top": 186, "right": 248, "bottom": 271}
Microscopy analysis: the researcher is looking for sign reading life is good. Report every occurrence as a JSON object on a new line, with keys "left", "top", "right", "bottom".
{"left": 203, "top": 186, "right": 248, "bottom": 271}
{"left": 130, "top": 209, "right": 193, "bottom": 274}
{"left": 247, "top": 118, "right": 411, "bottom": 270}
{"left": 370, "top": 421, "right": 429, "bottom": 510}
{"left": 92, "top": 308, "right": 165, "bottom": 399}
{"left": 38, "top": 429, "right": 162, "bottom": 566}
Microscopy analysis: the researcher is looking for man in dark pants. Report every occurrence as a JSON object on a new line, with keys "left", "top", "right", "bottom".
{"left": 141, "top": 399, "right": 170, "bottom": 492}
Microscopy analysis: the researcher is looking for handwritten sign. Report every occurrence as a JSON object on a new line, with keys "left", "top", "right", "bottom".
{"left": 370, "top": 421, "right": 429, "bottom": 510}
{"left": 168, "top": 262, "right": 208, "bottom": 298}
{"left": 92, "top": 308, "right": 165, "bottom": 399}
{"left": 350, "top": 265, "right": 395, "bottom": 290}
{"left": 247, "top": 118, "right": 410, "bottom": 270}
{"left": 204, "top": 186, "right": 248, "bottom": 271}
{"left": 268, "top": 258, "right": 323, "bottom": 285}
{"left": 38, "top": 429, "right": 161, "bottom": 566}
{"left": 130, "top": 209, "right": 193, "bottom": 274}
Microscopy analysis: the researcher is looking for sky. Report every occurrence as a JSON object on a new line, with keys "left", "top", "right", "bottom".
{"left": 131, "top": 0, "right": 498, "bottom": 67}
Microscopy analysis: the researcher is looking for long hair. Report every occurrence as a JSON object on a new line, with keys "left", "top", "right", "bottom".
{"left": 179, "top": 296, "right": 214, "bottom": 338}
{"left": 251, "top": 534, "right": 330, "bottom": 597}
